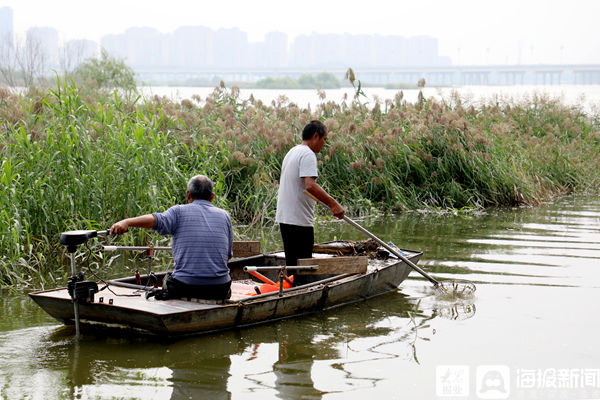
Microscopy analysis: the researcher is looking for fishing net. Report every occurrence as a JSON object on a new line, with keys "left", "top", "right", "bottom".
{"left": 435, "top": 280, "right": 476, "bottom": 298}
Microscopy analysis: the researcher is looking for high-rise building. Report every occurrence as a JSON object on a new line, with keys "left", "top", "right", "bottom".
{"left": 371, "top": 35, "right": 406, "bottom": 67}
{"left": 101, "top": 34, "right": 127, "bottom": 60}
{"left": 290, "top": 34, "right": 319, "bottom": 67}
{"left": 26, "top": 27, "right": 60, "bottom": 70}
{"left": 170, "top": 26, "right": 213, "bottom": 68}
{"left": 213, "top": 28, "right": 248, "bottom": 68}
{"left": 60, "top": 39, "right": 98, "bottom": 72}
{"left": 124, "top": 27, "right": 168, "bottom": 68}
{"left": 103, "top": 27, "right": 168, "bottom": 68}
{"left": 344, "top": 34, "right": 375, "bottom": 68}
{"left": 264, "top": 32, "right": 287, "bottom": 68}
{"left": 290, "top": 32, "right": 449, "bottom": 68}
{"left": 0, "top": 7, "right": 13, "bottom": 43}
{"left": 247, "top": 41, "right": 266, "bottom": 68}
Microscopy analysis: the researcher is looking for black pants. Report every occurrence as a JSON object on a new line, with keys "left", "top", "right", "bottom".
{"left": 165, "top": 275, "right": 232, "bottom": 300}
{"left": 280, "top": 223, "right": 315, "bottom": 286}
{"left": 279, "top": 223, "right": 314, "bottom": 266}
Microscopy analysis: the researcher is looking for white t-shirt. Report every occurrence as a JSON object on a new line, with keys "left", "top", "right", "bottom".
{"left": 275, "top": 144, "right": 318, "bottom": 226}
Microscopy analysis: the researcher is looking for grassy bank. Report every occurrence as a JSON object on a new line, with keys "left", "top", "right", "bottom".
{"left": 1, "top": 81, "right": 599, "bottom": 287}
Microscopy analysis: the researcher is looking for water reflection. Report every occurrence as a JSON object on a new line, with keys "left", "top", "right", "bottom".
{"left": 0, "top": 290, "right": 437, "bottom": 399}
{"left": 1, "top": 196, "right": 599, "bottom": 398}
{"left": 230, "top": 291, "right": 437, "bottom": 397}
{"left": 273, "top": 340, "right": 326, "bottom": 399}
{"left": 434, "top": 302, "right": 476, "bottom": 321}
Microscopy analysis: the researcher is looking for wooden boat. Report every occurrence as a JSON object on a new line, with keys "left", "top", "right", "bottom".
{"left": 29, "top": 240, "right": 422, "bottom": 336}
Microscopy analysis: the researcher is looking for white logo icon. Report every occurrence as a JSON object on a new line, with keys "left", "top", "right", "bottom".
{"left": 476, "top": 365, "right": 510, "bottom": 399}
{"left": 436, "top": 365, "right": 470, "bottom": 397}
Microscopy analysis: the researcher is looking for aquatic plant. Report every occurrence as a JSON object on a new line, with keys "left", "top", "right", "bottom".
{"left": 0, "top": 79, "right": 599, "bottom": 287}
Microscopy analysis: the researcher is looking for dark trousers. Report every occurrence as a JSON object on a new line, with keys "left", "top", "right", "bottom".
{"left": 279, "top": 223, "right": 314, "bottom": 266}
{"left": 280, "top": 223, "right": 315, "bottom": 286}
{"left": 165, "top": 275, "right": 232, "bottom": 300}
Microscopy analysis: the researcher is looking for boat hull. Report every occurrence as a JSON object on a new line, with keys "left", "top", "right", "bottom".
{"left": 29, "top": 245, "right": 422, "bottom": 336}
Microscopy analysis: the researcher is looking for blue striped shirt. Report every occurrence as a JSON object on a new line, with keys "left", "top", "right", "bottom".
{"left": 153, "top": 200, "right": 233, "bottom": 285}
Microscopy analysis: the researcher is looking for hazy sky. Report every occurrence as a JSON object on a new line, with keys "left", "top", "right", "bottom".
{"left": 1, "top": 0, "right": 599, "bottom": 65}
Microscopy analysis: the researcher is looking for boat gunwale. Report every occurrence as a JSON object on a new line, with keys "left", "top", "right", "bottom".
{"left": 100, "top": 245, "right": 423, "bottom": 308}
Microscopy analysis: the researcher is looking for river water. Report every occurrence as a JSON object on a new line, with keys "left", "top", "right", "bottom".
{"left": 1, "top": 195, "right": 599, "bottom": 399}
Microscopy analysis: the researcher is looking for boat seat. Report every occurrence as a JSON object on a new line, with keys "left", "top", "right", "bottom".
{"left": 295, "top": 256, "right": 368, "bottom": 275}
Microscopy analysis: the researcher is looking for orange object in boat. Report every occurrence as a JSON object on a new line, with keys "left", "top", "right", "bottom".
{"left": 246, "top": 275, "right": 294, "bottom": 296}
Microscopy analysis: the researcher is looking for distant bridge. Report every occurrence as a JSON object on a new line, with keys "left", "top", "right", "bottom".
{"left": 135, "top": 65, "right": 600, "bottom": 86}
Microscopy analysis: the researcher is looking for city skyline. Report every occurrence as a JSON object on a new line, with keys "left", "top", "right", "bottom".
{"left": 1, "top": 0, "right": 599, "bottom": 66}
{"left": 0, "top": 7, "right": 449, "bottom": 72}
{"left": 2, "top": 4, "right": 599, "bottom": 88}
{"left": 99, "top": 26, "right": 449, "bottom": 69}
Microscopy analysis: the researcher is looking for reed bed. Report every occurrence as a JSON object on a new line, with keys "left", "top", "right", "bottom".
{"left": 1, "top": 81, "right": 599, "bottom": 288}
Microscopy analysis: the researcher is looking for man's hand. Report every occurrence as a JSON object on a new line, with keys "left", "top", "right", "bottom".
{"left": 109, "top": 215, "right": 155, "bottom": 235}
{"left": 330, "top": 202, "right": 345, "bottom": 220}
{"left": 110, "top": 220, "right": 129, "bottom": 235}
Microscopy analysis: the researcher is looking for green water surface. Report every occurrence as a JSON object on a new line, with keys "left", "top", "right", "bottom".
{"left": 1, "top": 196, "right": 599, "bottom": 400}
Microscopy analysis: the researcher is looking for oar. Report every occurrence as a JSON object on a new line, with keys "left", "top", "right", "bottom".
{"left": 246, "top": 270, "right": 276, "bottom": 285}
{"left": 304, "top": 190, "right": 475, "bottom": 295}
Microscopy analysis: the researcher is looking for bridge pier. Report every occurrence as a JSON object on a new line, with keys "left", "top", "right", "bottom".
{"left": 426, "top": 72, "right": 453, "bottom": 86}
{"left": 574, "top": 70, "right": 600, "bottom": 85}
{"left": 497, "top": 71, "right": 526, "bottom": 85}
{"left": 461, "top": 71, "right": 490, "bottom": 85}
{"left": 534, "top": 71, "right": 563, "bottom": 85}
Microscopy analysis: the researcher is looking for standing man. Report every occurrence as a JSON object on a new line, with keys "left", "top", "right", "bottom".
{"left": 276, "top": 120, "right": 345, "bottom": 273}
{"left": 110, "top": 175, "right": 233, "bottom": 300}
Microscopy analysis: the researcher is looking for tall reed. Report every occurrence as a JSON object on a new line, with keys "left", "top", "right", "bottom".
{"left": 0, "top": 81, "right": 599, "bottom": 288}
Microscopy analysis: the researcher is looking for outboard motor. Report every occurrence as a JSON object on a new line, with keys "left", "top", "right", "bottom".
{"left": 59, "top": 230, "right": 107, "bottom": 338}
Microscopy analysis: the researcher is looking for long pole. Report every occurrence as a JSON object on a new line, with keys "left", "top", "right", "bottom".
{"left": 342, "top": 215, "right": 439, "bottom": 286}
{"left": 70, "top": 252, "right": 80, "bottom": 339}
{"left": 303, "top": 190, "right": 439, "bottom": 286}
{"left": 102, "top": 245, "right": 172, "bottom": 252}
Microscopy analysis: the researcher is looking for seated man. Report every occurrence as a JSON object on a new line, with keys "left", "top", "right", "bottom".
{"left": 110, "top": 175, "right": 233, "bottom": 300}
